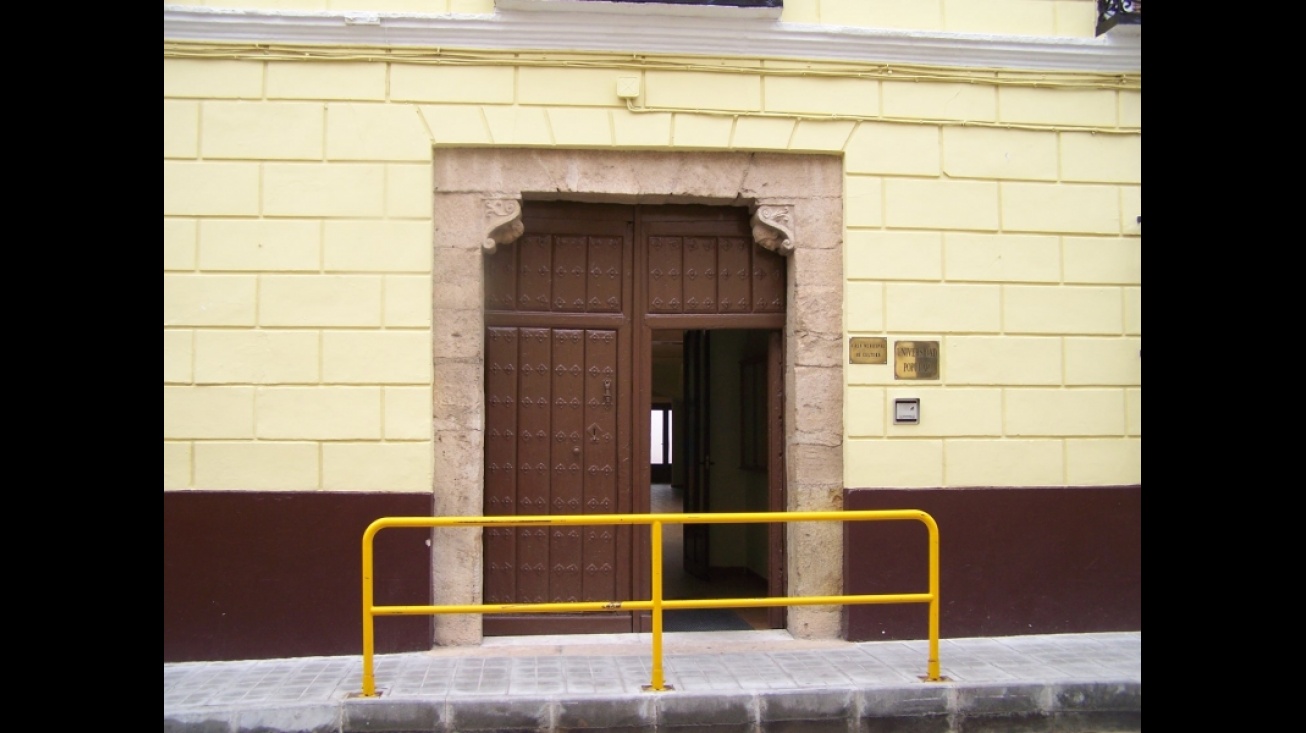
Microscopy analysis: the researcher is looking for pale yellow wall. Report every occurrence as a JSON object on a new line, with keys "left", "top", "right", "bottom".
{"left": 164, "top": 56, "right": 437, "bottom": 493}
{"left": 165, "top": 0, "right": 495, "bottom": 12}
{"left": 164, "top": 44, "right": 1140, "bottom": 493}
{"left": 164, "top": 0, "right": 1102, "bottom": 38}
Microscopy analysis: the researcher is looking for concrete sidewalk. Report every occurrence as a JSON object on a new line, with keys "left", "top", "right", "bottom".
{"left": 164, "top": 630, "right": 1141, "bottom": 732}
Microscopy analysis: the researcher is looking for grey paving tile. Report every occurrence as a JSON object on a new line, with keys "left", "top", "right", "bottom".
{"left": 954, "top": 683, "right": 1050, "bottom": 715}
{"left": 956, "top": 711, "right": 1054, "bottom": 733}
{"left": 1047, "top": 710, "right": 1141, "bottom": 732}
{"left": 940, "top": 663, "right": 1022, "bottom": 683}
{"left": 447, "top": 696, "right": 552, "bottom": 732}
{"left": 1050, "top": 681, "right": 1141, "bottom": 712}
{"left": 858, "top": 684, "right": 952, "bottom": 717}
{"left": 233, "top": 703, "right": 339, "bottom": 733}
{"left": 342, "top": 698, "right": 443, "bottom": 732}
{"left": 164, "top": 633, "right": 1141, "bottom": 732}
{"left": 556, "top": 695, "right": 656, "bottom": 730}
{"left": 759, "top": 688, "right": 855, "bottom": 723}
{"left": 164, "top": 711, "right": 238, "bottom": 733}
{"left": 657, "top": 690, "right": 756, "bottom": 728}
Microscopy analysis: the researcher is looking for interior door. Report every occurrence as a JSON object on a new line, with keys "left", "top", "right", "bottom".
{"left": 682, "top": 329, "right": 711, "bottom": 580}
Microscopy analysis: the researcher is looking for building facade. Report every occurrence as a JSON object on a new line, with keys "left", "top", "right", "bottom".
{"left": 164, "top": 0, "right": 1141, "bottom": 662}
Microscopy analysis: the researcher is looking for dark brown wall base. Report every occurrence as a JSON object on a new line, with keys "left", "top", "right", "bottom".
{"left": 843, "top": 486, "right": 1141, "bottom": 641}
{"left": 164, "top": 491, "right": 433, "bottom": 662}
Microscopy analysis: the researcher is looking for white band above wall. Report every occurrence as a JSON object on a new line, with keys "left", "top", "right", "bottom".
{"left": 162, "top": 5, "right": 1141, "bottom": 73}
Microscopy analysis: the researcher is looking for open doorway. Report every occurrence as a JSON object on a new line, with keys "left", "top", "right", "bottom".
{"left": 649, "top": 328, "right": 783, "bottom": 631}
{"left": 481, "top": 199, "right": 795, "bottom": 637}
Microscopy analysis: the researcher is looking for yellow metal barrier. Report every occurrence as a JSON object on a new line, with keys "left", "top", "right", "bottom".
{"left": 361, "top": 510, "right": 941, "bottom": 697}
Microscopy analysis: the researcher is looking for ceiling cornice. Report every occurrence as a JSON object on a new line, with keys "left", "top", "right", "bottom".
{"left": 163, "top": 6, "right": 1141, "bottom": 74}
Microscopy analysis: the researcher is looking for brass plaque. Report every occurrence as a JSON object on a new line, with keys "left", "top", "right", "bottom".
{"left": 849, "top": 337, "right": 887, "bottom": 364}
{"left": 894, "top": 341, "right": 940, "bottom": 380}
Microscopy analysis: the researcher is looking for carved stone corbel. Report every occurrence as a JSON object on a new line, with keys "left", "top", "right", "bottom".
{"left": 750, "top": 204, "right": 795, "bottom": 255}
{"left": 483, "top": 197, "right": 524, "bottom": 254}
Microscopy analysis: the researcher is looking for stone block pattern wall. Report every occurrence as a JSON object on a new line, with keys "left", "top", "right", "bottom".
{"left": 167, "top": 0, "right": 1102, "bottom": 39}
{"left": 165, "top": 58, "right": 439, "bottom": 493}
{"left": 165, "top": 53, "right": 1140, "bottom": 495}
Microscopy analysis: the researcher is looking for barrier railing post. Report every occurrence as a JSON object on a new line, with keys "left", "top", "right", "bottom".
{"left": 646, "top": 519, "right": 667, "bottom": 691}
{"left": 361, "top": 523, "right": 378, "bottom": 697}
{"left": 926, "top": 512, "right": 942, "bottom": 681}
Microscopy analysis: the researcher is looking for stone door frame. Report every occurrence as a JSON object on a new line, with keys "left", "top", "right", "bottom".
{"left": 430, "top": 149, "right": 845, "bottom": 644}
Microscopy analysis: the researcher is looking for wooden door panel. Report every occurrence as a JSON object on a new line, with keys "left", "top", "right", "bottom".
{"left": 484, "top": 328, "right": 518, "bottom": 605}
{"left": 483, "top": 202, "right": 634, "bottom": 635}
{"left": 753, "top": 250, "right": 785, "bottom": 312}
{"left": 643, "top": 217, "right": 784, "bottom": 316}
{"left": 553, "top": 237, "right": 587, "bottom": 312}
{"left": 519, "top": 236, "right": 553, "bottom": 312}
{"left": 487, "top": 229, "right": 626, "bottom": 316}
{"left": 483, "top": 326, "right": 627, "bottom": 611}
{"left": 717, "top": 236, "right": 752, "bottom": 314}
{"left": 587, "top": 236, "right": 623, "bottom": 313}
{"left": 516, "top": 328, "right": 552, "bottom": 603}
{"left": 683, "top": 237, "right": 716, "bottom": 313}
{"left": 548, "top": 329, "right": 585, "bottom": 601}
{"left": 648, "top": 236, "right": 682, "bottom": 313}
{"left": 582, "top": 329, "right": 619, "bottom": 600}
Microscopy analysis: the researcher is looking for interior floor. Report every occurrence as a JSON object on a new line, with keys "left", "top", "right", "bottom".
{"left": 651, "top": 482, "right": 770, "bottom": 630}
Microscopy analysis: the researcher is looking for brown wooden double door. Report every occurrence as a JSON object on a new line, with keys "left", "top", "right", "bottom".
{"left": 482, "top": 201, "right": 786, "bottom": 635}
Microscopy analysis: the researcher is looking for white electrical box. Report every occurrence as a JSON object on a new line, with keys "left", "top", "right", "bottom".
{"left": 894, "top": 398, "right": 920, "bottom": 425}
{"left": 616, "top": 77, "right": 641, "bottom": 99}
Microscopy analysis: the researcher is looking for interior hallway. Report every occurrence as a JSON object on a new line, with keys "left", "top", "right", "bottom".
{"left": 651, "top": 482, "right": 770, "bottom": 630}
